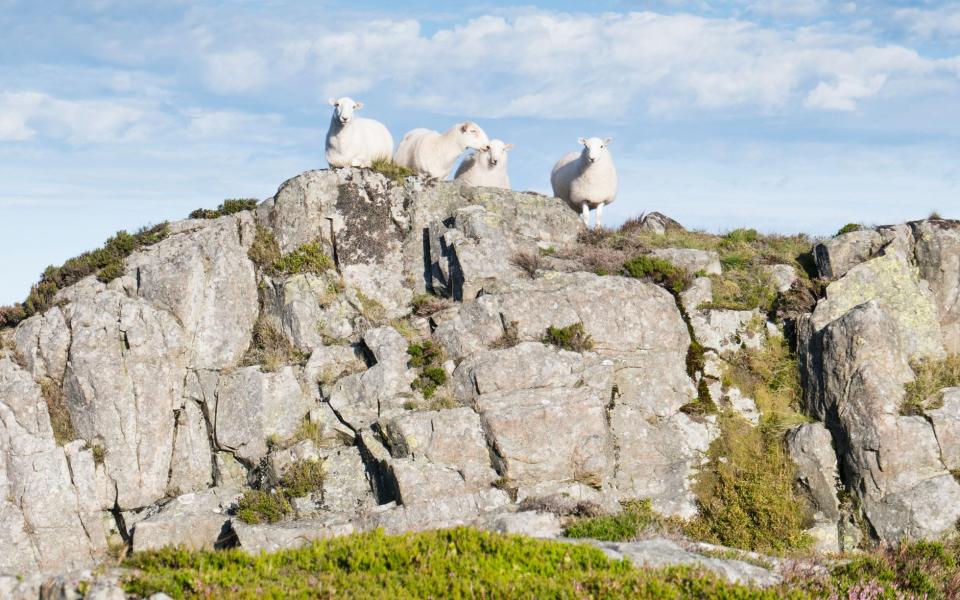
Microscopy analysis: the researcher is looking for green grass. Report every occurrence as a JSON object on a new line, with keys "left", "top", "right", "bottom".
{"left": 565, "top": 499, "right": 662, "bottom": 541}
{"left": 248, "top": 225, "right": 282, "bottom": 269}
{"left": 901, "top": 355, "right": 960, "bottom": 416}
{"left": 543, "top": 322, "right": 594, "bottom": 352}
{"left": 122, "top": 527, "right": 800, "bottom": 599}
{"left": 407, "top": 341, "right": 448, "bottom": 399}
{"left": 836, "top": 223, "right": 862, "bottom": 235}
{"left": 189, "top": 198, "right": 258, "bottom": 219}
{"left": 270, "top": 242, "right": 334, "bottom": 276}
{"left": 280, "top": 459, "right": 326, "bottom": 499}
{"left": 0, "top": 223, "right": 169, "bottom": 328}
{"left": 685, "top": 339, "right": 813, "bottom": 554}
{"left": 235, "top": 490, "right": 292, "bottom": 525}
{"left": 623, "top": 254, "right": 692, "bottom": 295}
{"left": 370, "top": 158, "right": 413, "bottom": 185}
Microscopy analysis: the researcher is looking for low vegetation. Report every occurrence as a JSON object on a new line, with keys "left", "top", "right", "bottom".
{"left": 123, "top": 526, "right": 960, "bottom": 598}
{"left": 279, "top": 458, "right": 326, "bottom": 499}
{"left": 543, "top": 322, "right": 594, "bottom": 352}
{"left": 407, "top": 340, "right": 447, "bottom": 399}
{"left": 189, "top": 198, "right": 258, "bottom": 219}
{"left": 565, "top": 499, "right": 668, "bottom": 542}
{"left": 901, "top": 355, "right": 960, "bottom": 416}
{"left": 370, "top": 157, "right": 413, "bottom": 185}
{"left": 270, "top": 242, "right": 334, "bottom": 276}
{"left": 40, "top": 378, "right": 75, "bottom": 446}
{"left": 623, "top": 254, "right": 692, "bottom": 294}
{"left": 410, "top": 293, "right": 452, "bottom": 317}
{"left": 235, "top": 490, "right": 292, "bottom": 525}
{"left": 687, "top": 339, "right": 813, "bottom": 554}
{"left": 0, "top": 223, "right": 169, "bottom": 328}
{"left": 242, "top": 313, "right": 306, "bottom": 371}
{"left": 247, "top": 225, "right": 282, "bottom": 269}
{"left": 510, "top": 250, "right": 541, "bottom": 278}
{"left": 836, "top": 223, "right": 862, "bottom": 235}
{"left": 582, "top": 223, "right": 817, "bottom": 314}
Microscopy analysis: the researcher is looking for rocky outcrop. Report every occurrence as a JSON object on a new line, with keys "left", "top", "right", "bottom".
{"left": 2, "top": 164, "right": 957, "bottom": 585}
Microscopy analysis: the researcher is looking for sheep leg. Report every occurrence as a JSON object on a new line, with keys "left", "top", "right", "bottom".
{"left": 595, "top": 203, "right": 603, "bottom": 230}
{"left": 581, "top": 203, "right": 590, "bottom": 227}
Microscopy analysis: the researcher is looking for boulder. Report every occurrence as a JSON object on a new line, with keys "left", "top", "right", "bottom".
{"left": 233, "top": 516, "right": 356, "bottom": 554}
{"left": 131, "top": 488, "right": 240, "bottom": 552}
{"left": 809, "top": 249, "right": 945, "bottom": 361}
{"left": 60, "top": 288, "right": 187, "bottom": 509}
{"left": 632, "top": 212, "right": 685, "bottom": 235}
{"left": 264, "top": 273, "right": 358, "bottom": 351}
{"left": 813, "top": 229, "right": 883, "bottom": 279}
{"left": 680, "top": 277, "right": 712, "bottom": 313}
{"left": 690, "top": 309, "right": 763, "bottom": 354}
{"left": 763, "top": 264, "right": 798, "bottom": 293}
{"left": 356, "top": 488, "right": 511, "bottom": 534}
{"left": 214, "top": 366, "right": 314, "bottom": 464}
{"left": 167, "top": 399, "right": 214, "bottom": 495}
{"left": 800, "top": 301, "right": 960, "bottom": 541}
{"left": 0, "top": 359, "right": 105, "bottom": 572}
{"left": 909, "top": 220, "right": 960, "bottom": 354}
{"left": 126, "top": 213, "right": 259, "bottom": 369}
{"left": 785, "top": 423, "right": 839, "bottom": 521}
{"left": 649, "top": 248, "right": 722, "bottom": 276}
{"left": 926, "top": 388, "right": 960, "bottom": 471}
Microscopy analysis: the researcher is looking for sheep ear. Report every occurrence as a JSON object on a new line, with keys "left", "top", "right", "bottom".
{"left": 505, "top": 143, "right": 514, "bottom": 151}
{"left": 604, "top": 138, "right": 612, "bottom": 145}
{"left": 328, "top": 98, "right": 338, "bottom": 106}
{"left": 354, "top": 101, "right": 364, "bottom": 109}
{"left": 460, "top": 123, "right": 470, "bottom": 133}
{"left": 578, "top": 137, "right": 587, "bottom": 145}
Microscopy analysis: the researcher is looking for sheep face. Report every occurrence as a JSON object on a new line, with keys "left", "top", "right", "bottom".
{"left": 458, "top": 122, "right": 490, "bottom": 151}
{"left": 578, "top": 137, "right": 612, "bottom": 164}
{"left": 329, "top": 97, "right": 364, "bottom": 125}
{"left": 484, "top": 140, "right": 513, "bottom": 167}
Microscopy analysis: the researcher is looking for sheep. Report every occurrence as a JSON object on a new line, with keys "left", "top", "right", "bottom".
{"left": 550, "top": 137, "right": 618, "bottom": 229}
{"left": 325, "top": 97, "right": 394, "bottom": 168}
{"left": 394, "top": 122, "right": 490, "bottom": 179}
{"left": 454, "top": 139, "right": 513, "bottom": 189}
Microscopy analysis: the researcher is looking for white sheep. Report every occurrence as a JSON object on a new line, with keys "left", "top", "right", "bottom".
{"left": 394, "top": 122, "right": 490, "bottom": 179}
{"left": 550, "top": 137, "right": 618, "bottom": 229}
{"left": 325, "top": 97, "right": 394, "bottom": 169}
{"left": 454, "top": 139, "right": 513, "bottom": 189}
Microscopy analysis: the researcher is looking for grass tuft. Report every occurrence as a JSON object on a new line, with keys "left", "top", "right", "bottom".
{"left": 836, "top": 223, "right": 862, "bottom": 236}
{"left": 235, "top": 489, "right": 292, "bottom": 525}
{"left": 370, "top": 158, "right": 413, "bottom": 185}
{"left": 242, "top": 313, "right": 306, "bottom": 371}
{"left": 270, "top": 242, "right": 334, "bottom": 276}
{"left": 280, "top": 459, "right": 326, "bottom": 499}
{"left": 40, "top": 378, "right": 75, "bottom": 446}
{"left": 623, "top": 255, "right": 692, "bottom": 295}
{"left": 564, "top": 499, "right": 661, "bottom": 541}
{"left": 510, "top": 250, "right": 541, "bottom": 278}
{"left": 543, "top": 323, "right": 594, "bottom": 352}
{"left": 189, "top": 198, "right": 258, "bottom": 219}
{"left": 407, "top": 341, "right": 448, "bottom": 399}
{"left": 901, "top": 355, "right": 960, "bottom": 416}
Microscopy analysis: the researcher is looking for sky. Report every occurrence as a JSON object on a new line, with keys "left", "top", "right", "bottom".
{"left": 1, "top": 1, "right": 959, "bottom": 304}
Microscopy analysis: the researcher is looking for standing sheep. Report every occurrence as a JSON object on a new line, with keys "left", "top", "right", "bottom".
{"left": 325, "top": 97, "right": 394, "bottom": 168}
{"left": 454, "top": 139, "right": 513, "bottom": 189}
{"left": 394, "top": 122, "right": 490, "bottom": 179}
{"left": 550, "top": 137, "right": 618, "bottom": 229}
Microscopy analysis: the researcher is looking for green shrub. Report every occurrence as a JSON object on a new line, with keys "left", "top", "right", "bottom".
{"left": 686, "top": 411, "right": 812, "bottom": 554}
{"left": 0, "top": 223, "right": 168, "bottom": 329}
{"left": 270, "top": 242, "right": 334, "bottom": 276}
{"left": 247, "top": 225, "right": 282, "bottom": 268}
{"left": 189, "top": 198, "right": 258, "bottom": 219}
{"left": 836, "top": 223, "right": 862, "bottom": 235}
{"left": 235, "top": 490, "right": 292, "bottom": 525}
{"left": 408, "top": 341, "right": 448, "bottom": 399}
{"left": 723, "top": 228, "right": 759, "bottom": 244}
{"left": 543, "top": 323, "right": 594, "bottom": 352}
{"left": 902, "top": 355, "right": 960, "bottom": 416}
{"left": 242, "top": 313, "right": 306, "bottom": 371}
{"left": 623, "top": 255, "right": 691, "bottom": 294}
{"left": 125, "top": 527, "right": 806, "bottom": 599}
{"left": 564, "top": 499, "right": 659, "bottom": 541}
{"left": 280, "top": 459, "right": 326, "bottom": 499}
{"left": 370, "top": 158, "right": 413, "bottom": 185}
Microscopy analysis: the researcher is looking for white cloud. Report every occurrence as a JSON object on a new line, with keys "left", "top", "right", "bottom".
{"left": 895, "top": 4, "right": 960, "bottom": 38}
{"left": 0, "top": 92, "right": 150, "bottom": 143}
{"left": 204, "top": 49, "right": 268, "bottom": 93}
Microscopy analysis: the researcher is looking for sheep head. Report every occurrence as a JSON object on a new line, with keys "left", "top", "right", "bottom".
{"left": 329, "top": 97, "right": 364, "bottom": 125}
{"left": 483, "top": 140, "right": 513, "bottom": 168}
{"left": 457, "top": 121, "right": 490, "bottom": 151}
{"left": 578, "top": 137, "right": 612, "bottom": 164}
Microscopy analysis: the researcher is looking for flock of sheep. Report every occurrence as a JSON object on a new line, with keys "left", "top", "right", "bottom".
{"left": 325, "top": 97, "right": 618, "bottom": 228}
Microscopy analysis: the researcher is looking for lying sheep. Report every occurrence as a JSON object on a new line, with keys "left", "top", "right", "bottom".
{"left": 325, "top": 97, "right": 394, "bottom": 168}
{"left": 550, "top": 137, "right": 618, "bottom": 229}
{"left": 394, "top": 122, "right": 490, "bottom": 179}
{"left": 454, "top": 139, "right": 513, "bottom": 189}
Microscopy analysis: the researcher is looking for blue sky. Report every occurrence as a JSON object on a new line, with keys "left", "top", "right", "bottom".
{"left": 1, "top": 1, "right": 959, "bottom": 304}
